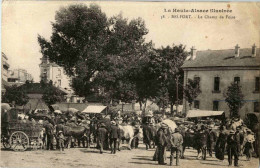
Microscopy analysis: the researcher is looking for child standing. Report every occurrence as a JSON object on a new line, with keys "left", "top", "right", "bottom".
{"left": 58, "top": 131, "right": 65, "bottom": 152}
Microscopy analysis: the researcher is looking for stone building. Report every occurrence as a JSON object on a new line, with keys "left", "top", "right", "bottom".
{"left": 8, "top": 69, "right": 33, "bottom": 84}
{"left": 1, "top": 52, "right": 10, "bottom": 81}
{"left": 39, "top": 55, "right": 72, "bottom": 93}
{"left": 1, "top": 52, "right": 10, "bottom": 94}
{"left": 182, "top": 44, "right": 260, "bottom": 119}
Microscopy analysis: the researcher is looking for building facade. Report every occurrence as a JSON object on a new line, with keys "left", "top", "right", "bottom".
{"left": 182, "top": 44, "right": 260, "bottom": 119}
{"left": 8, "top": 69, "right": 33, "bottom": 84}
{"left": 39, "top": 56, "right": 72, "bottom": 91}
{"left": 1, "top": 52, "right": 10, "bottom": 81}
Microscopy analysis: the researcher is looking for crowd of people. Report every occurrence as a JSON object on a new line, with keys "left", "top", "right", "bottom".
{"left": 3, "top": 108, "right": 259, "bottom": 167}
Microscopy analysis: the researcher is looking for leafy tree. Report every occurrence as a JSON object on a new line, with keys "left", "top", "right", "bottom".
{"left": 183, "top": 78, "right": 201, "bottom": 109}
{"left": 156, "top": 45, "right": 188, "bottom": 113}
{"left": 42, "top": 83, "right": 65, "bottom": 107}
{"left": 224, "top": 82, "right": 244, "bottom": 117}
{"left": 38, "top": 4, "right": 149, "bottom": 103}
{"left": 38, "top": 4, "right": 109, "bottom": 97}
{"left": 2, "top": 85, "right": 29, "bottom": 106}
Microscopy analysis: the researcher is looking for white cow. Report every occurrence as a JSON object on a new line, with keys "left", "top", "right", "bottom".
{"left": 118, "top": 125, "right": 143, "bottom": 150}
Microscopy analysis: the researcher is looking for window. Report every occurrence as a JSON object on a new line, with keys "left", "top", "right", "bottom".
{"left": 214, "top": 77, "right": 220, "bottom": 91}
{"left": 254, "top": 102, "right": 260, "bottom": 112}
{"left": 213, "top": 101, "right": 219, "bottom": 111}
{"left": 58, "top": 69, "right": 61, "bottom": 76}
{"left": 194, "top": 100, "right": 200, "bottom": 109}
{"left": 58, "top": 80, "right": 61, "bottom": 87}
{"left": 234, "top": 77, "right": 240, "bottom": 85}
{"left": 255, "top": 77, "right": 260, "bottom": 92}
{"left": 194, "top": 76, "right": 200, "bottom": 83}
{"left": 194, "top": 76, "right": 200, "bottom": 89}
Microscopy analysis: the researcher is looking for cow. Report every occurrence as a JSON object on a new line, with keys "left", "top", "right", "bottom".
{"left": 118, "top": 124, "right": 143, "bottom": 150}
{"left": 180, "top": 129, "right": 197, "bottom": 159}
{"left": 56, "top": 124, "right": 90, "bottom": 149}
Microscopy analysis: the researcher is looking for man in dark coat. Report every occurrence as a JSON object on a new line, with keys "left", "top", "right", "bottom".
{"left": 215, "top": 125, "right": 228, "bottom": 160}
{"left": 45, "top": 120, "right": 54, "bottom": 150}
{"left": 97, "top": 123, "right": 108, "bottom": 154}
{"left": 143, "top": 122, "right": 154, "bottom": 150}
{"left": 207, "top": 125, "right": 217, "bottom": 157}
{"left": 110, "top": 121, "right": 121, "bottom": 154}
{"left": 196, "top": 125, "right": 208, "bottom": 160}
{"left": 156, "top": 123, "right": 168, "bottom": 165}
{"left": 227, "top": 130, "right": 239, "bottom": 166}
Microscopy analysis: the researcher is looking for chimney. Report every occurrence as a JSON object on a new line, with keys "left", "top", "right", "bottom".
{"left": 252, "top": 44, "right": 257, "bottom": 57}
{"left": 191, "top": 46, "right": 197, "bottom": 60}
{"left": 235, "top": 44, "right": 240, "bottom": 57}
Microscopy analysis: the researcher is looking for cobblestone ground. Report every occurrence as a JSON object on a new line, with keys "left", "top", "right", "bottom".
{"left": 1, "top": 143, "right": 259, "bottom": 168}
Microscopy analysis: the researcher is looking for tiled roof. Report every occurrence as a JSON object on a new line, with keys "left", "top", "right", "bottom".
{"left": 52, "top": 103, "right": 98, "bottom": 112}
{"left": 182, "top": 48, "right": 260, "bottom": 68}
{"left": 18, "top": 83, "right": 66, "bottom": 95}
{"left": 24, "top": 98, "right": 50, "bottom": 111}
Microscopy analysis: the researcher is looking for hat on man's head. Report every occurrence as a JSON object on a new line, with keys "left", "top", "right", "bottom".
{"left": 209, "top": 125, "right": 214, "bottom": 129}
{"left": 59, "top": 130, "right": 63, "bottom": 133}
{"left": 175, "top": 128, "right": 180, "bottom": 132}
{"left": 230, "top": 130, "right": 235, "bottom": 134}
{"left": 161, "top": 123, "right": 168, "bottom": 129}
{"left": 100, "top": 123, "right": 106, "bottom": 127}
{"left": 111, "top": 121, "right": 116, "bottom": 125}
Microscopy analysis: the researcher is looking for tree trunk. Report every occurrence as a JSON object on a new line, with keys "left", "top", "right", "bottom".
{"left": 139, "top": 101, "right": 142, "bottom": 110}
{"left": 144, "top": 99, "right": 147, "bottom": 109}
{"left": 170, "top": 103, "right": 174, "bottom": 116}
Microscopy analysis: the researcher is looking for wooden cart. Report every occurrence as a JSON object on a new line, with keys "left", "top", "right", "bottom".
{"left": 1, "top": 108, "right": 43, "bottom": 151}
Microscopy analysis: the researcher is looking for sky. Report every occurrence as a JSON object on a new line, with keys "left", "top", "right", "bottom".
{"left": 2, "top": 1, "right": 260, "bottom": 82}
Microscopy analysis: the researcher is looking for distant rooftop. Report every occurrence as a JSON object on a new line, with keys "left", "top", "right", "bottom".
{"left": 182, "top": 48, "right": 260, "bottom": 69}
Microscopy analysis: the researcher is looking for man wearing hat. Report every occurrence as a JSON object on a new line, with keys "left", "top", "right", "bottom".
{"left": 156, "top": 123, "right": 168, "bottom": 165}
{"left": 110, "top": 121, "right": 121, "bottom": 154}
{"left": 235, "top": 126, "right": 244, "bottom": 156}
{"left": 97, "top": 123, "right": 108, "bottom": 154}
{"left": 170, "top": 127, "right": 183, "bottom": 166}
{"left": 196, "top": 125, "right": 208, "bottom": 160}
{"left": 227, "top": 130, "right": 239, "bottom": 166}
{"left": 207, "top": 125, "right": 217, "bottom": 157}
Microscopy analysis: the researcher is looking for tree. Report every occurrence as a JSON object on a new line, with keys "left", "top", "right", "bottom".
{"left": 156, "top": 45, "right": 188, "bottom": 113}
{"left": 2, "top": 85, "right": 29, "bottom": 106}
{"left": 38, "top": 4, "right": 150, "bottom": 102}
{"left": 183, "top": 78, "right": 201, "bottom": 109}
{"left": 224, "top": 82, "right": 244, "bottom": 117}
{"left": 38, "top": 4, "right": 109, "bottom": 97}
{"left": 42, "top": 83, "right": 65, "bottom": 107}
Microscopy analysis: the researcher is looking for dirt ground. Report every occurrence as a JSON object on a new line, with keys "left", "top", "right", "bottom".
{"left": 1, "top": 143, "right": 259, "bottom": 168}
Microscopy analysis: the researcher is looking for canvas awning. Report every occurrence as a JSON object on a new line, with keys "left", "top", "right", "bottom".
{"left": 186, "top": 110, "right": 224, "bottom": 118}
{"left": 82, "top": 105, "right": 107, "bottom": 113}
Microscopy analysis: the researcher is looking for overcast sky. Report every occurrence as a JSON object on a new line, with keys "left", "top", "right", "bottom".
{"left": 2, "top": 1, "right": 260, "bottom": 82}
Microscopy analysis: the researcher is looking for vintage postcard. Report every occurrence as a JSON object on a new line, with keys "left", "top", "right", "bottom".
{"left": 1, "top": 1, "right": 260, "bottom": 168}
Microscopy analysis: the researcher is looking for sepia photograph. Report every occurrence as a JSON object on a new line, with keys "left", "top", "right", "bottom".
{"left": 1, "top": 1, "right": 260, "bottom": 168}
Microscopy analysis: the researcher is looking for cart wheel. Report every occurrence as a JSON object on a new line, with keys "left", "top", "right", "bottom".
{"left": 9, "top": 131, "right": 29, "bottom": 151}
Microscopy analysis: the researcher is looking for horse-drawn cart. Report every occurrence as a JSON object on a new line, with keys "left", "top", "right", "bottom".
{"left": 1, "top": 105, "right": 44, "bottom": 151}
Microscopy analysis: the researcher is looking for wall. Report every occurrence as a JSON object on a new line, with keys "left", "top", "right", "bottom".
{"left": 40, "top": 63, "right": 71, "bottom": 90}
{"left": 1, "top": 53, "right": 9, "bottom": 81}
{"left": 183, "top": 68, "right": 260, "bottom": 119}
